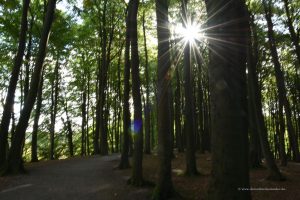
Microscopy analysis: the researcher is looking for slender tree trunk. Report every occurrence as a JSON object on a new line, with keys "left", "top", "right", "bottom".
{"left": 0, "top": 0, "right": 31, "bottom": 167}
{"left": 128, "top": 0, "right": 144, "bottom": 186}
{"left": 203, "top": 83, "right": 210, "bottom": 152}
{"left": 98, "top": 0, "right": 109, "bottom": 156}
{"left": 247, "top": 13, "right": 262, "bottom": 169}
{"left": 81, "top": 88, "right": 87, "bottom": 156}
{"left": 181, "top": 0, "right": 198, "bottom": 176}
{"left": 119, "top": 5, "right": 131, "bottom": 170}
{"left": 195, "top": 52, "right": 205, "bottom": 152}
{"left": 116, "top": 45, "right": 123, "bottom": 153}
{"left": 142, "top": 4, "right": 151, "bottom": 155}
{"left": 169, "top": 86, "right": 175, "bottom": 158}
{"left": 49, "top": 55, "right": 59, "bottom": 160}
{"left": 24, "top": 16, "right": 34, "bottom": 100}
{"left": 175, "top": 66, "right": 183, "bottom": 153}
{"left": 94, "top": 55, "right": 101, "bottom": 154}
{"left": 5, "top": 0, "right": 56, "bottom": 174}
{"left": 205, "top": 1, "right": 251, "bottom": 199}
{"left": 95, "top": 1, "right": 109, "bottom": 155}
{"left": 63, "top": 100, "right": 74, "bottom": 157}
{"left": 31, "top": 69, "right": 44, "bottom": 162}
{"left": 152, "top": 0, "right": 174, "bottom": 198}
{"left": 86, "top": 69, "right": 90, "bottom": 155}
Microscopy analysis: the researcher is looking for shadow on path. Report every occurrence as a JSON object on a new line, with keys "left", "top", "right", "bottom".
{"left": 0, "top": 154, "right": 151, "bottom": 200}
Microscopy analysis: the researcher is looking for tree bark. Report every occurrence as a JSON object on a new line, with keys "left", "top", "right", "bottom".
{"left": 175, "top": 66, "right": 183, "bottom": 153}
{"left": 142, "top": 4, "right": 151, "bottom": 155}
{"left": 86, "top": 68, "right": 90, "bottom": 155}
{"left": 81, "top": 87, "right": 87, "bottom": 156}
{"left": 24, "top": 15, "right": 34, "bottom": 101}
{"left": 128, "top": 0, "right": 144, "bottom": 186}
{"left": 98, "top": 0, "right": 109, "bottom": 156}
{"left": 0, "top": 0, "right": 31, "bottom": 167}
{"left": 63, "top": 99, "right": 74, "bottom": 157}
{"left": 205, "top": 0, "right": 251, "bottom": 199}
{"left": 152, "top": 0, "right": 174, "bottom": 198}
{"left": 49, "top": 55, "right": 59, "bottom": 160}
{"left": 181, "top": 0, "right": 198, "bottom": 176}
{"left": 119, "top": 5, "right": 131, "bottom": 170}
{"left": 195, "top": 52, "right": 205, "bottom": 153}
{"left": 31, "top": 68, "right": 44, "bottom": 162}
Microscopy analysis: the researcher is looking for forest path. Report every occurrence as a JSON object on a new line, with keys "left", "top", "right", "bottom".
{"left": 0, "top": 154, "right": 151, "bottom": 200}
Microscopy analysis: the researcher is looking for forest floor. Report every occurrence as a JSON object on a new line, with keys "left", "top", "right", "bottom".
{"left": 141, "top": 152, "right": 300, "bottom": 200}
{"left": 0, "top": 152, "right": 299, "bottom": 200}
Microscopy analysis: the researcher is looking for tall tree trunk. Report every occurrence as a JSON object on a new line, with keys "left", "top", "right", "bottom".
{"left": 0, "top": 0, "right": 31, "bottom": 167}
{"left": 175, "top": 66, "right": 183, "bottom": 152}
{"left": 24, "top": 15, "right": 34, "bottom": 100}
{"left": 94, "top": 0, "right": 109, "bottom": 155}
{"left": 181, "top": 0, "right": 198, "bottom": 176}
{"left": 94, "top": 56, "right": 101, "bottom": 154}
{"left": 205, "top": 1, "right": 251, "bottom": 199}
{"left": 63, "top": 100, "right": 74, "bottom": 157}
{"left": 142, "top": 4, "right": 151, "bottom": 155}
{"left": 5, "top": 0, "right": 56, "bottom": 174}
{"left": 86, "top": 69, "right": 90, "bottom": 155}
{"left": 49, "top": 55, "right": 59, "bottom": 160}
{"left": 99, "top": 0, "right": 109, "bottom": 156}
{"left": 152, "top": 0, "right": 174, "bottom": 198}
{"left": 31, "top": 68, "right": 44, "bottom": 162}
{"left": 195, "top": 52, "right": 205, "bottom": 152}
{"left": 263, "top": 0, "right": 300, "bottom": 162}
{"left": 169, "top": 86, "right": 175, "bottom": 158}
{"left": 128, "top": 0, "right": 144, "bottom": 186}
{"left": 119, "top": 5, "right": 131, "bottom": 170}
{"left": 116, "top": 44, "right": 123, "bottom": 153}
{"left": 247, "top": 13, "right": 262, "bottom": 169}
{"left": 203, "top": 83, "right": 211, "bottom": 152}
{"left": 81, "top": 88, "right": 87, "bottom": 156}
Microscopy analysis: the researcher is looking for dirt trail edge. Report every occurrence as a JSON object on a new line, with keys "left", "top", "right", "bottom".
{"left": 0, "top": 154, "right": 151, "bottom": 200}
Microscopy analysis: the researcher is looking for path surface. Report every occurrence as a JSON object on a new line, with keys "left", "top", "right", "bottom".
{"left": 0, "top": 155, "right": 151, "bottom": 200}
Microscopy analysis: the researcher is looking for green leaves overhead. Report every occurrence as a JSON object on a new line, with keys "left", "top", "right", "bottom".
{"left": 0, "top": 0, "right": 19, "bottom": 10}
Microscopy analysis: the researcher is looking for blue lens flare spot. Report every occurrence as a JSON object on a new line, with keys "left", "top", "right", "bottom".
{"left": 131, "top": 119, "right": 142, "bottom": 134}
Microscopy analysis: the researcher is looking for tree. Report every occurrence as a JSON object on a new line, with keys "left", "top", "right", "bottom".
{"left": 128, "top": 0, "right": 144, "bottom": 186}
{"left": 205, "top": 0, "right": 251, "bottom": 199}
{"left": 142, "top": 0, "right": 151, "bottom": 155}
{"left": 62, "top": 98, "right": 74, "bottom": 157}
{"left": 152, "top": 0, "right": 174, "bottom": 198}
{"left": 181, "top": 0, "right": 198, "bottom": 176}
{"left": 119, "top": 4, "right": 131, "bottom": 170}
{"left": 31, "top": 68, "right": 45, "bottom": 162}
{"left": 0, "top": 0, "right": 30, "bottom": 167}
{"left": 49, "top": 54, "right": 60, "bottom": 160}
{"left": 4, "top": 0, "right": 56, "bottom": 174}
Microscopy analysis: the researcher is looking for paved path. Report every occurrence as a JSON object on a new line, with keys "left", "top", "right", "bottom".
{"left": 0, "top": 155, "right": 151, "bottom": 200}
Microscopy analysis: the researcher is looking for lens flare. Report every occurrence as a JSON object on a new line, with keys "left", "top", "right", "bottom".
{"left": 131, "top": 119, "right": 142, "bottom": 134}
